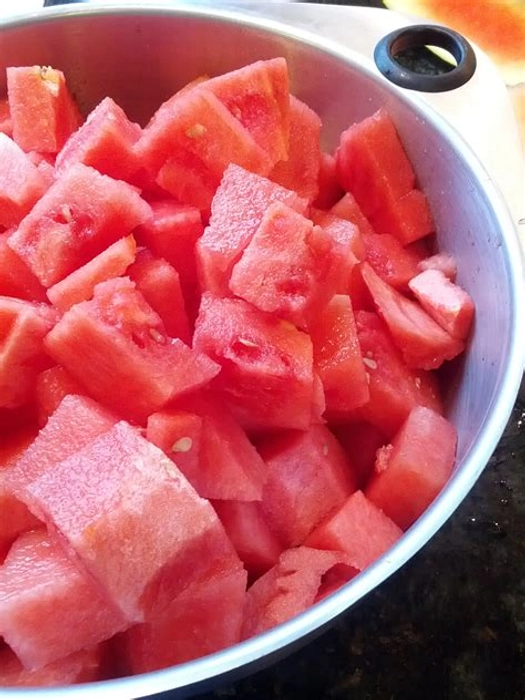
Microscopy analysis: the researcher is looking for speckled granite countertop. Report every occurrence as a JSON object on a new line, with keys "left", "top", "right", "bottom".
{"left": 196, "top": 398, "right": 524, "bottom": 699}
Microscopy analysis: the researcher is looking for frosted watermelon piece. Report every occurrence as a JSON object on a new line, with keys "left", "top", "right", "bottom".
{"left": 165, "top": 392, "right": 267, "bottom": 501}
{"left": 310, "top": 294, "right": 370, "bottom": 418}
{"left": 196, "top": 163, "right": 308, "bottom": 296}
{"left": 258, "top": 424, "right": 358, "bottom": 547}
{"left": 0, "top": 297, "right": 57, "bottom": 409}
{"left": 4, "top": 393, "right": 118, "bottom": 498}
{"left": 7, "top": 163, "right": 151, "bottom": 288}
{"left": 0, "top": 529, "right": 129, "bottom": 670}
{"left": 229, "top": 201, "right": 337, "bottom": 330}
{"left": 0, "top": 232, "right": 47, "bottom": 303}
{"left": 0, "top": 645, "right": 103, "bottom": 687}
{"left": 366, "top": 406, "right": 458, "bottom": 529}
{"left": 417, "top": 252, "right": 458, "bottom": 281}
{"left": 241, "top": 546, "right": 351, "bottom": 639}
{"left": 7, "top": 65, "right": 82, "bottom": 154}
{"left": 0, "top": 133, "right": 47, "bottom": 228}
{"left": 0, "top": 474, "right": 41, "bottom": 564}
{"left": 330, "top": 191, "right": 376, "bottom": 237}
{"left": 21, "top": 420, "right": 240, "bottom": 623}
{"left": 193, "top": 293, "right": 315, "bottom": 431}
{"left": 355, "top": 311, "right": 443, "bottom": 437}
{"left": 269, "top": 94, "right": 321, "bottom": 201}
{"left": 120, "top": 560, "right": 247, "bottom": 674}
{"left": 304, "top": 490, "right": 403, "bottom": 571}
{"left": 44, "top": 277, "right": 220, "bottom": 423}
{"left": 213, "top": 499, "right": 283, "bottom": 579}
{"left": 202, "top": 57, "right": 290, "bottom": 164}
{"left": 34, "top": 366, "right": 84, "bottom": 426}
{"left": 46, "top": 235, "right": 137, "bottom": 312}
{"left": 55, "top": 96, "right": 142, "bottom": 180}
{"left": 127, "top": 251, "right": 191, "bottom": 345}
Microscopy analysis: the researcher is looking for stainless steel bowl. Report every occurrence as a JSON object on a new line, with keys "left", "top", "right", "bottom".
{"left": 0, "top": 5, "right": 523, "bottom": 699}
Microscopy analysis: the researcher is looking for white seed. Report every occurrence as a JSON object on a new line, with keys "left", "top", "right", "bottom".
{"left": 238, "top": 337, "right": 258, "bottom": 348}
{"left": 172, "top": 437, "right": 193, "bottom": 453}
{"left": 185, "top": 123, "right": 206, "bottom": 139}
{"left": 149, "top": 328, "right": 166, "bottom": 344}
{"left": 362, "top": 357, "right": 377, "bottom": 370}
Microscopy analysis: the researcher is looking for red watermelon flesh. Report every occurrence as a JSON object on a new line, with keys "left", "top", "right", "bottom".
{"left": 0, "top": 297, "right": 57, "bottom": 409}
{"left": 362, "top": 230, "right": 423, "bottom": 291}
{"left": 212, "top": 499, "right": 283, "bottom": 579}
{"left": 202, "top": 57, "right": 290, "bottom": 164}
{"left": 0, "top": 97, "right": 12, "bottom": 137}
{"left": 229, "top": 201, "right": 337, "bottom": 330}
{"left": 0, "top": 475, "right": 41, "bottom": 564}
{"left": 147, "top": 409, "right": 203, "bottom": 482}
{"left": 55, "top": 96, "right": 142, "bottom": 181}
{"left": 366, "top": 406, "right": 458, "bottom": 530}
{"left": 46, "top": 234, "right": 137, "bottom": 312}
{"left": 312, "top": 152, "right": 344, "bottom": 210}
{"left": 241, "top": 546, "right": 351, "bottom": 639}
{"left": 44, "top": 277, "right": 220, "bottom": 424}
{"left": 6, "top": 66, "right": 83, "bottom": 154}
{"left": 0, "top": 529, "right": 129, "bottom": 670}
{"left": 193, "top": 293, "right": 315, "bottom": 431}
{"left": 196, "top": 163, "right": 307, "bottom": 296}
{"left": 133, "top": 199, "right": 203, "bottom": 302}
{"left": 0, "top": 232, "right": 47, "bottom": 302}
{"left": 310, "top": 294, "right": 370, "bottom": 418}
{"left": 269, "top": 94, "right": 321, "bottom": 201}
{"left": 21, "top": 420, "right": 240, "bottom": 623}
{"left": 34, "top": 365, "right": 84, "bottom": 427}
{"left": 120, "top": 560, "right": 247, "bottom": 674}
{"left": 259, "top": 424, "right": 358, "bottom": 547}
{"left": 0, "top": 645, "right": 103, "bottom": 687}
{"left": 330, "top": 191, "right": 377, "bottom": 237}
{"left": 304, "top": 489, "right": 403, "bottom": 571}
{"left": 0, "top": 133, "right": 47, "bottom": 228}
{"left": 332, "top": 420, "right": 387, "bottom": 489}
{"left": 7, "top": 163, "right": 152, "bottom": 288}
{"left": 369, "top": 187, "right": 434, "bottom": 245}
{"left": 355, "top": 311, "right": 443, "bottom": 438}
{"left": 135, "top": 87, "right": 273, "bottom": 181}
{"left": 127, "top": 251, "right": 192, "bottom": 345}
{"left": 166, "top": 392, "right": 267, "bottom": 502}
{"left": 4, "top": 393, "right": 117, "bottom": 498}
{"left": 418, "top": 252, "right": 458, "bottom": 281}
{"left": 360, "top": 261, "right": 465, "bottom": 370}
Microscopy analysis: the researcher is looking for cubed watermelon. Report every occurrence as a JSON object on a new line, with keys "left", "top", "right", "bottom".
{"left": 0, "top": 645, "right": 103, "bottom": 687}
{"left": 34, "top": 365, "right": 84, "bottom": 426}
{"left": 0, "top": 133, "right": 47, "bottom": 228}
{"left": 0, "top": 233, "right": 47, "bottom": 302}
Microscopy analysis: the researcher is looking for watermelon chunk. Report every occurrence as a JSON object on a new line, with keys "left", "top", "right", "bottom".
{"left": 196, "top": 163, "right": 307, "bottom": 296}
{"left": 361, "top": 261, "right": 465, "bottom": 370}
{"left": 0, "top": 133, "right": 47, "bottom": 228}
{"left": 0, "top": 97, "right": 12, "bottom": 137}
{"left": 241, "top": 546, "right": 351, "bottom": 639}
{"left": 0, "top": 297, "right": 57, "bottom": 409}
{"left": 34, "top": 365, "right": 84, "bottom": 426}
{"left": 20, "top": 420, "right": 239, "bottom": 623}
{"left": 147, "top": 409, "right": 203, "bottom": 481}
{"left": 7, "top": 65, "right": 83, "bottom": 154}
{"left": 193, "top": 293, "right": 316, "bottom": 431}
{"left": 304, "top": 490, "right": 402, "bottom": 571}
{"left": 355, "top": 310, "right": 443, "bottom": 437}
{"left": 229, "top": 201, "right": 337, "bottom": 330}
{"left": 202, "top": 57, "right": 290, "bottom": 164}
{"left": 7, "top": 163, "right": 151, "bottom": 288}
{"left": 0, "top": 645, "right": 103, "bottom": 687}
{"left": 366, "top": 406, "right": 458, "bottom": 529}
{"left": 120, "top": 560, "right": 247, "bottom": 674}
{"left": 310, "top": 294, "right": 370, "bottom": 417}
{"left": 55, "top": 96, "right": 142, "bottom": 181}
{"left": 269, "top": 94, "right": 321, "bottom": 201}
{"left": 259, "top": 424, "right": 358, "bottom": 547}
{"left": 44, "top": 277, "right": 220, "bottom": 423}
{"left": 4, "top": 393, "right": 117, "bottom": 497}
{"left": 312, "top": 152, "right": 344, "bottom": 210}
{"left": 46, "top": 235, "right": 137, "bottom": 312}
{"left": 0, "top": 232, "right": 47, "bottom": 303}
{"left": 213, "top": 499, "right": 283, "bottom": 579}
{"left": 127, "top": 251, "right": 191, "bottom": 345}
{"left": 0, "top": 472, "right": 41, "bottom": 563}
{"left": 0, "top": 529, "right": 129, "bottom": 670}
{"left": 408, "top": 268, "right": 475, "bottom": 340}
{"left": 330, "top": 191, "right": 377, "bottom": 237}
{"left": 332, "top": 420, "right": 387, "bottom": 488}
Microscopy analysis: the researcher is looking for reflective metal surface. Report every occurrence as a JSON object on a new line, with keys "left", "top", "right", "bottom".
{"left": 0, "top": 5, "right": 523, "bottom": 699}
